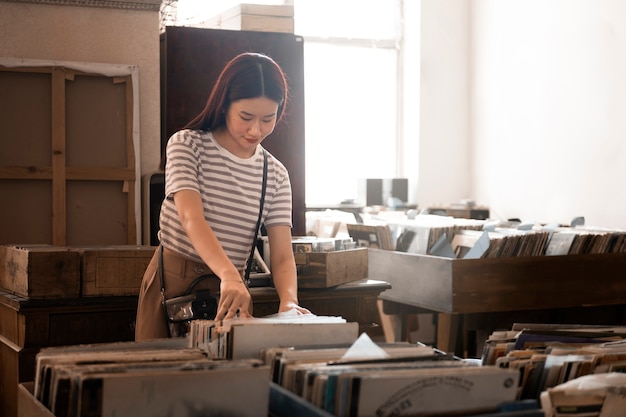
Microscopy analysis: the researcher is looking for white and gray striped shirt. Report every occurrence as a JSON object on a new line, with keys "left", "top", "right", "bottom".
{"left": 158, "top": 129, "right": 292, "bottom": 268}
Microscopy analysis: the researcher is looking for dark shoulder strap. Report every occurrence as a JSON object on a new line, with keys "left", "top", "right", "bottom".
{"left": 160, "top": 150, "right": 268, "bottom": 293}
{"left": 244, "top": 150, "right": 268, "bottom": 285}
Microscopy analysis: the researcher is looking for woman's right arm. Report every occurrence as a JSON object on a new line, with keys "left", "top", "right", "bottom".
{"left": 172, "top": 189, "right": 252, "bottom": 320}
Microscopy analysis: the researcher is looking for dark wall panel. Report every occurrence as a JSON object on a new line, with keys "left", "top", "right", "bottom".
{"left": 161, "top": 27, "right": 306, "bottom": 235}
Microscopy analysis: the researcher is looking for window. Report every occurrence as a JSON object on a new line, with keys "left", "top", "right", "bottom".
{"left": 294, "top": 0, "right": 403, "bottom": 205}
{"left": 161, "top": 0, "right": 407, "bottom": 206}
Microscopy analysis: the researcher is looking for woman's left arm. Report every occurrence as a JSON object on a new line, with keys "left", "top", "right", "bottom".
{"left": 266, "top": 225, "right": 311, "bottom": 314}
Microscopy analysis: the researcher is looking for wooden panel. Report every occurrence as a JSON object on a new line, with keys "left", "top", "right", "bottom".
{"left": 161, "top": 27, "right": 306, "bottom": 235}
{"left": 18, "top": 383, "right": 55, "bottom": 417}
{"left": 52, "top": 68, "right": 67, "bottom": 245}
{"left": 47, "top": 309, "right": 136, "bottom": 346}
{"left": 0, "top": 339, "right": 36, "bottom": 417}
{"left": 0, "top": 181, "right": 52, "bottom": 244}
{"left": 0, "top": 69, "right": 51, "bottom": 167}
{"left": 451, "top": 252, "right": 626, "bottom": 313}
{"left": 369, "top": 249, "right": 454, "bottom": 312}
{"left": 0, "top": 291, "right": 137, "bottom": 417}
{"left": 66, "top": 181, "right": 131, "bottom": 246}
{"left": 0, "top": 68, "right": 54, "bottom": 245}
{"left": 66, "top": 73, "right": 129, "bottom": 168}
{"left": 0, "top": 289, "right": 137, "bottom": 348}
{"left": 0, "top": 65, "right": 137, "bottom": 246}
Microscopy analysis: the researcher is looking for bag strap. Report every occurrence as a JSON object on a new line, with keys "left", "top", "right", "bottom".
{"left": 159, "top": 150, "right": 268, "bottom": 302}
{"left": 158, "top": 244, "right": 172, "bottom": 336}
{"left": 244, "top": 150, "right": 268, "bottom": 285}
{"left": 159, "top": 244, "right": 165, "bottom": 295}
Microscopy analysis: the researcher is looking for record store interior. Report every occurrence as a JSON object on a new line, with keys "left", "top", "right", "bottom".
{"left": 2, "top": 1, "right": 626, "bottom": 416}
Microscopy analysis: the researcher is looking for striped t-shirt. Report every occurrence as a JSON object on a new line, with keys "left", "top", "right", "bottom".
{"left": 158, "top": 129, "right": 293, "bottom": 268}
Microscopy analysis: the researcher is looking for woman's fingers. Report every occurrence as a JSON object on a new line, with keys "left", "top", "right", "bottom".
{"left": 295, "top": 305, "right": 312, "bottom": 315}
{"left": 215, "top": 286, "right": 251, "bottom": 320}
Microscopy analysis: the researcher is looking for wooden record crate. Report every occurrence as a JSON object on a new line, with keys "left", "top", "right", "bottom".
{"left": 294, "top": 248, "right": 368, "bottom": 288}
{"left": 78, "top": 245, "right": 155, "bottom": 297}
{"left": 17, "top": 383, "right": 55, "bottom": 417}
{"left": 0, "top": 245, "right": 81, "bottom": 299}
{"left": 369, "top": 249, "right": 626, "bottom": 314}
{"left": 0, "top": 244, "right": 156, "bottom": 299}
{"left": 0, "top": 290, "right": 137, "bottom": 417}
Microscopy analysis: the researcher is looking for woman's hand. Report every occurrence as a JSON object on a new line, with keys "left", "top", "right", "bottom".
{"left": 215, "top": 278, "right": 253, "bottom": 320}
{"left": 264, "top": 226, "right": 313, "bottom": 317}
{"left": 279, "top": 300, "right": 312, "bottom": 316}
{"left": 173, "top": 190, "right": 254, "bottom": 321}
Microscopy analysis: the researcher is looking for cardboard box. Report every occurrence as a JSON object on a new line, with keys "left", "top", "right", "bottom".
{"left": 79, "top": 245, "right": 155, "bottom": 296}
{"left": 201, "top": 4, "right": 294, "bottom": 33}
{"left": 0, "top": 245, "right": 80, "bottom": 299}
{"left": 295, "top": 248, "right": 368, "bottom": 288}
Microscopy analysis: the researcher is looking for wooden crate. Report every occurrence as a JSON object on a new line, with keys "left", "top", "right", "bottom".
{"left": 2, "top": 342, "right": 39, "bottom": 417}
{"left": 79, "top": 245, "right": 155, "bottom": 296}
{"left": 369, "top": 249, "right": 626, "bottom": 314}
{"left": 295, "top": 248, "right": 368, "bottom": 288}
{"left": 18, "top": 382, "right": 55, "bottom": 417}
{"left": 0, "top": 245, "right": 80, "bottom": 299}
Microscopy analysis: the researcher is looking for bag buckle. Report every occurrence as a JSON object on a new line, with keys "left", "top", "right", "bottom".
{"left": 191, "top": 289, "right": 218, "bottom": 319}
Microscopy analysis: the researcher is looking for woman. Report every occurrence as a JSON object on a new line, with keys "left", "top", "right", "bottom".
{"left": 136, "top": 52, "right": 310, "bottom": 340}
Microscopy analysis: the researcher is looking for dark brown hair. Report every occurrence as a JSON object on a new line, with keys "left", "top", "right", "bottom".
{"left": 185, "top": 52, "right": 288, "bottom": 131}
{"left": 160, "top": 52, "right": 288, "bottom": 170}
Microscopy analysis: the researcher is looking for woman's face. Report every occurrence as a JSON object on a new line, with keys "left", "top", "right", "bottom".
{"left": 217, "top": 96, "right": 279, "bottom": 159}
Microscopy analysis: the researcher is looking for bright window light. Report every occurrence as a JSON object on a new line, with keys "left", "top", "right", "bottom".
{"left": 295, "top": 0, "right": 402, "bottom": 205}
{"left": 162, "top": 0, "right": 404, "bottom": 206}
